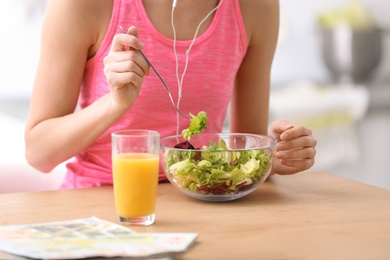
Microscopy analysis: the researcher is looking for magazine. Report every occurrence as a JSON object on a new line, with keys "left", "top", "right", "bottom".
{"left": 0, "top": 217, "right": 198, "bottom": 259}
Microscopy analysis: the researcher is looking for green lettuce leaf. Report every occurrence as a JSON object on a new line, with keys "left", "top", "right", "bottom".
{"left": 181, "top": 111, "right": 208, "bottom": 140}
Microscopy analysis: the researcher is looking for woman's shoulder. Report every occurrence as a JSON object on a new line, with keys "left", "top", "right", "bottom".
{"left": 45, "top": 0, "right": 112, "bottom": 24}
{"left": 239, "top": 0, "right": 279, "bottom": 23}
{"left": 239, "top": 0, "right": 279, "bottom": 10}
{"left": 239, "top": 0, "right": 280, "bottom": 45}
{"left": 44, "top": 0, "right": 113, "bottom": 58}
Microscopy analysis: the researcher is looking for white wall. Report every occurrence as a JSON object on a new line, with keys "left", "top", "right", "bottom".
{"left": 0, "top": 0, "right": 47, "bottom": 98}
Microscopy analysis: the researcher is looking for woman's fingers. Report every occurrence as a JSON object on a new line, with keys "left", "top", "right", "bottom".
{"left": 104, "top": 50, "right": 149, "bottom": 75}
{"left": 110, "top": 26, "right": 144, "bottom": 52}
{"left": 276, "top": 146, "right": 316, "bottom": 160}
{"left": 269, "top": 120, "right": 317, "bottom": 174}
{"left": 276, "top": 135, "right": 316, "bottom": 151}
{"left": 269, "top": 120, "right": 293, "bottom": 140}
{"left": 105, "top": 53, "right": 146, "bottom": 76}
{"left": 279, "top": 125, "right": 313, "bottom": 141}
{"left": 279, "top": 156, "right": 315, "bottom": 169}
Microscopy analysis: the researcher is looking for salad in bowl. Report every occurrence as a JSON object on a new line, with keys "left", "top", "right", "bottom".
{"left": 160, "top": 112, "right": 277, "bottom": 201}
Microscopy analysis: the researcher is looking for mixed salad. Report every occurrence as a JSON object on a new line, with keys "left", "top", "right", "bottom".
{"left": 164, "top": 111, "right": 272, "bottom": 195}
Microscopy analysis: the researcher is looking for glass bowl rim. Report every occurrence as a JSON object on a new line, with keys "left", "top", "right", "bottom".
{"left": 160, "top": 132, "right": 277, "bottom": 152}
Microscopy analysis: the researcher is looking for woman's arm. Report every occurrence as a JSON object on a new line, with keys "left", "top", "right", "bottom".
{"left": 231, "top": 0, "right": 279, "bottom": 134}
{"left": 233, "top": 0, "right": 316, "bottom": 175}
{"left": 24, "top": 0, "right": 148, "bottom": 172}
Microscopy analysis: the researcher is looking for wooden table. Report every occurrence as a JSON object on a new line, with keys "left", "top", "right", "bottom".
{"left": 1, "top": 171, "right": 390, "bottom": 259}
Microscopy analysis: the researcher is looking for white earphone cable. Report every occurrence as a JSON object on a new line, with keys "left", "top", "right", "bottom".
{"left": 171, "top": 0, "right": 224, "bottom": 135}
{"left": 171, "top": 4, "right": 181, "bottom": 135}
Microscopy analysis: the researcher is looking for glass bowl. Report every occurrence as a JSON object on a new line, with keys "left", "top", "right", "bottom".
{"left": 160, "top": 133, "right": 277, "bottom": 202}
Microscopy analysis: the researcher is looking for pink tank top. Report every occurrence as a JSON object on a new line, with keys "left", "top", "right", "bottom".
{"left": 60, "top": 0, "right": 247, "bottom": 189}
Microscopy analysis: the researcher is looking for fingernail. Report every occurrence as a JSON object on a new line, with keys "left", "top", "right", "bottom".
{"left": 138, "top": 41, "right": 144, "bottom": 48}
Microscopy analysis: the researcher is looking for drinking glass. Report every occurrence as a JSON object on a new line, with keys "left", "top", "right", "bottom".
{"left": 112, "top": 130, "right": 160, "bottom": 225}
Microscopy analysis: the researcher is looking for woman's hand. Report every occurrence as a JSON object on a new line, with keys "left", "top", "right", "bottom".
{"left": 103, "top": 26, "right": 150, "bottom": 111}
{"left": 269, "top": 120, "right": 317, "bottom": 175}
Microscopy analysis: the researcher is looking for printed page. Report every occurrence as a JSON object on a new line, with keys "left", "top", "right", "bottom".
{"left": 0, "top": 217, "right": 198, "bottom": 259}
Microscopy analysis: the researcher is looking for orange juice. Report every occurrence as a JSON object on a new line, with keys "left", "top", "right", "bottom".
{"left": 112, "top": 153, "right": 159, "bottom": 218}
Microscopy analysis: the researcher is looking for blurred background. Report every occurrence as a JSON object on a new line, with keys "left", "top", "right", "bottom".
{"left": 0, "top": 0, "right": 389, "bottom": 192}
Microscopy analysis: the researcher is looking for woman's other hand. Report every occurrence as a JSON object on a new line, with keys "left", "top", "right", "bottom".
{"left": 269, "top": 120, "right": 317, "bottom": 175}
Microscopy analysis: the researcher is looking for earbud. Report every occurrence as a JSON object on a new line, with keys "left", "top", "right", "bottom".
{"left": 172, "top": 0, "right": 177, "bottom": 8}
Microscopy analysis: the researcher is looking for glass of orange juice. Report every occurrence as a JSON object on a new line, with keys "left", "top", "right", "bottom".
{"left": 112, "top": 130, "right": 160, "bottom": 226}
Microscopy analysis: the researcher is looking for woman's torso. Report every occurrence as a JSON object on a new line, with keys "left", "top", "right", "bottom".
{"left": 60, "top": 0, "right": 247, "bottom": 189}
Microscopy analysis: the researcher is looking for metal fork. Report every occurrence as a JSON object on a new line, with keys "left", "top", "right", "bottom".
{"left": 119, "top": 26, "right": 190, "bottom": 121}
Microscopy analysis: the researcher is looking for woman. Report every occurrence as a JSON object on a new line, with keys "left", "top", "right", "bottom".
{"left": 25, "top": 0, "right": 317, "bottom": 189}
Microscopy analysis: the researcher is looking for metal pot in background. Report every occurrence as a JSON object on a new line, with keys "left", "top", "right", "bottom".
{"left": 320, "top": 26, "right": 383, "bottom": 84}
